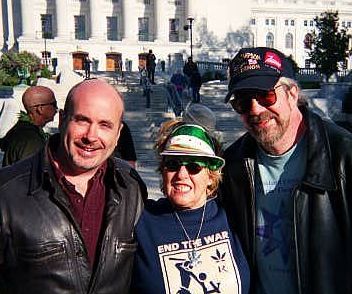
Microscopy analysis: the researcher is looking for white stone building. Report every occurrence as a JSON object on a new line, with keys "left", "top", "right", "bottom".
{"left": 1, "top": 0, "right": 352, "bottom": 72}
{"left": 250, "top": 0, "right": 352, "bottom": 69}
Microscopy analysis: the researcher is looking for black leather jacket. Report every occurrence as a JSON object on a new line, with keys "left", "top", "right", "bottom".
{"left": 220, "top": 108, "right": 352, "bottom": 294}
{"left": 0, "top": 139, "right": 146, "bottom": 293}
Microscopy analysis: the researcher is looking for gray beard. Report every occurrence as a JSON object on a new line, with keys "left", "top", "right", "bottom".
{"left": 247, "top": 111, "right": 290, "bottom": 151}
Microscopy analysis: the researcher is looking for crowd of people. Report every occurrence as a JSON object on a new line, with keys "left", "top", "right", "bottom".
{"left": 0, "top": 46, "right": 351, "bottom": 294}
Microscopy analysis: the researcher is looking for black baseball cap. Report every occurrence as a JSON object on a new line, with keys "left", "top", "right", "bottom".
{"left": 224, "top": 47, "right": 295, "bottom": 102}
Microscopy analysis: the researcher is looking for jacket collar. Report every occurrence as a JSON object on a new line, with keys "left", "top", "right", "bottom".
{"left": 239, "top": 107, "right": 336, "bottom": 192}
{"left": 300, "top": 107, "right": 336, "bottom": 191}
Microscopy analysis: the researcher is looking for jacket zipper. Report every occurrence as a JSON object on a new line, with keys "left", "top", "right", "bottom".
{"left": 244, "top": 158, "right": 257, "bottom": 268}
{"left": 88, "top": 233, "right": 109, "bottom": 293}
{"left": 89, "top": 193, "right": 120, "bottom": 293}
{"left": 293, "top": 188, "right": 302, "bottom": 294}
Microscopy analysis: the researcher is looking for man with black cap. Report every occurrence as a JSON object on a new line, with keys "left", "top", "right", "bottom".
{"left": 220, "top": 47, "right": 352, "bottom": 294}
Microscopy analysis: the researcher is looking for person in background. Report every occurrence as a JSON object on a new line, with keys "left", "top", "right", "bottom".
{"left": 183, "top": 57, "right": 199, "bottom": 98}
{"left": 170, "top": 69, "right": 188, "bottom": 100}
{"left": 131, "top": 120, "right": 250, "bottom": 294}
{"left": 146, "top": 49, "right": 156, "bottom": 84}
{"left": 182, "top": 103, "right": 217, "bottom": 134}
{"left": 190, "top": 69, "right": 202, "bottom": 103}
{"left": 160, "top": 60, "right": 166, "bottom": 72}
{"left": 169, "top": 69, "right": 187, "bottom": 115}
{"left": 0, "top": 79, "right": 146, "bottom": 293}
{"left": 84, "top": 56, "right": 92, "bottom": 79}
{"left": 1, "top": 86, "right": 57, "bottom": 167}
{"left": 114, "top": 121, "right": 137, "bottom": 168}
{"left": 221, "top": 47, "right": 352, "bottom": 294}
{"left": 140, "top": 67, "right": 152, "bottom": 108}
{"left": 183, "top": 57, "right": 198, "bottom": 80}
{"left": 165, "top": 82, "right": 183, "bottom": 117}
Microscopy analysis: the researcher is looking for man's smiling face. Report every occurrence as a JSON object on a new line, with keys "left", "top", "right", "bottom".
{"left": 60, "top": 80, "right": 123, "bottom": 175}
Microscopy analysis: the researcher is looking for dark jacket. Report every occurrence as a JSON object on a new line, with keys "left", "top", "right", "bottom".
{"left": 190, "top": 70, "right": 202, "bottom": 88}
{"left": 0, "top": 113, "right": 47, "bottom": 167}
{"left": 183, "top": 61, "right": 198, "bottom": 78}
{"left": 114, "top": 121, "right": 137, "bottom": 162}
{"left": 146, "top": 53, "right": 156, "bottom": 69}
{"left": 220, "top": 108, "right": 352, "bottom": 294}
{"left": 0, "top": 135, "right": 146, "bottom": 294}
{"left": 170, "top": 73, "right": 187, "bottom": 92}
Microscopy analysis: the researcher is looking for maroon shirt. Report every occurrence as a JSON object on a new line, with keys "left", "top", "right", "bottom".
{"left": 49, "top": 150, "right": 107, "bottom": 266}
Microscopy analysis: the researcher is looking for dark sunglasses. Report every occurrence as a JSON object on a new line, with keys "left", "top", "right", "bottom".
{"left": 230, "top": 85, "right": 284, "bottom": 114}
{"left": 163, "top": 159, "right": 209, "bottom": 175}
{"left": 32, "top": 101, "right": 58, "bottom": 109}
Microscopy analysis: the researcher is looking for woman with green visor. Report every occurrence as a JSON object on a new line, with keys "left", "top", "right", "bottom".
{"left": 130, "top": 120, "right": 250, "bottom": 294}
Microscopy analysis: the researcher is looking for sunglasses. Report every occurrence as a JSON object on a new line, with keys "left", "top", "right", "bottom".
{"left": 230, "top": 85, "right": 284, "bottom": 114}
{"left": 32, "top": 101, "right": 58, "bottom": 109}
{"left": 163, "top": 159, "right": 209, "bottom": 175}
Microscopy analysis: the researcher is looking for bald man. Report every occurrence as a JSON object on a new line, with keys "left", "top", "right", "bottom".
{"left": 0, "top": 79, "right": 146, "bottom": 293}
{"left": 1, "top": 86, "right": 57, "bottom": 166}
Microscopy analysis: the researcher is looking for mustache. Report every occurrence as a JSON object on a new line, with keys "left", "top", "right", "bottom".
{"left": 77, "top": 138, "right": 100, "bottom": 148}
{"left": 247, "top": 111, "right": 275, "bottom": 124}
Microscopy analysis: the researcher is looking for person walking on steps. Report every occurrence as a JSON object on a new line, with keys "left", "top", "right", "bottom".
{"left": 190, "top": 69, "right": 202, "bottom": 103}
{"left": 146, "top": 49, "right": 156, "bottom": 84}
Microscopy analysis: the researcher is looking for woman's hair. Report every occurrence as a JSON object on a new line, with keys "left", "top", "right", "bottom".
{"left": 155, "top": 119, "right": 183, "bottom": 157}
{"left": 155, "top": 119, "right": 223, "bottom": 197}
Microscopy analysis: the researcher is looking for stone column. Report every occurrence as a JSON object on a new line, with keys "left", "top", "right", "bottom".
{"left": 154, "top": 0, "right": 168, "bottom": 42}
{"left": 89, "top": 0, "right": 104, "bottom": 40}
{"left": 55, "top": 0, "right": 72, "bottom": 74}
{"left": 56, "top": 0, "right": 70, "bottom": 39}
{"left": 122, "top": 0, "right": 137, "bottom": 41}
{"left": 20, "top": 0, "right": 33, "bottom": 39}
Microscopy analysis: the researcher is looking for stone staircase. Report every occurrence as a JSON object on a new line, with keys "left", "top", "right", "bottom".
{"left": 108, "top": 72, "right": 173, "bottom": 199}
